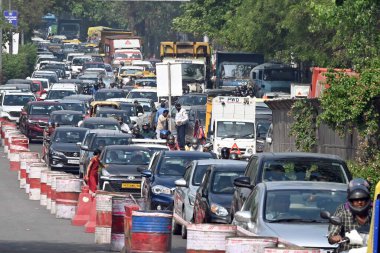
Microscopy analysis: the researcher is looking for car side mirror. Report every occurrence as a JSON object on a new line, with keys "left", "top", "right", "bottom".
{"left": 266, "top": 137, "right": 272, "bottom": 144}
{"left": 175, "top": 178, "right": 187, "bottom": 188}
{"left": 80, "top": 145, "right": 89, "bottom": 151}
{"left": 141, "top": 170, "right": 152, "bottom": 178}
{"left": 234, "top": 177, "right": 254, "bottom": 189}
{"left": 234, "top": 211, "right": 252, "bottom": 223}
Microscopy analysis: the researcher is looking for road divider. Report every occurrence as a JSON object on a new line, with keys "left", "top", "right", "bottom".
{"left": 72, "top": 185, "right": 92, "bottom": 226}
{"left": 55, "top": 177, "right": 81, "bottom": 219}
{"left": 225, "top": 236, "right": 278, "bottom": 253}
{"left": 28, "top": 162, "right": 48, "bottom": 200}
{"left": 51, "top": 174, "right": 76, "bottom": 215}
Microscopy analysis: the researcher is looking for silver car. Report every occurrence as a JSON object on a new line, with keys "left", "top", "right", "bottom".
{"left": 233, "top": 181, "right": 347, "bottom": 251}
{"left": 173, "top": 159, "right": 244, "bottom": 239}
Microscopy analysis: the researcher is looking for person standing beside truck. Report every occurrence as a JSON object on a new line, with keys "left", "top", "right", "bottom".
{"left": 174, "top": 103, "right": 188, "bottom": 150}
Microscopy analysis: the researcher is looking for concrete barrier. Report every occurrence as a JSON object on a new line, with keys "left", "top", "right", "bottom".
{"left": 55, "top": 178, "right": 81, "bottom": 219}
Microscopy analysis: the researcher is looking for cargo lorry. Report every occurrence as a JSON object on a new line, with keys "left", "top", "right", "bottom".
{"left": 103, "top": 35, "right": 143, "bottom": 67}
{"left": 209, "top": 96, "right": 256, "bottom": 158}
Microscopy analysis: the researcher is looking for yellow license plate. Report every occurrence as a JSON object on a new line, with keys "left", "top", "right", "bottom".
{"left": 122, "top": 183, "right": 141, "bottom": 189}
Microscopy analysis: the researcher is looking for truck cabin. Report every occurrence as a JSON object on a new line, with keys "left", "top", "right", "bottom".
{"left": 218, "top": 62, "right": 258, "bottom": 88}
{"left": 250, "top": 63, "right": 298, "bottom": 97}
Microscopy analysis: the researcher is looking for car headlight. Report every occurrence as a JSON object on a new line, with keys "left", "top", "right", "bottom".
{"left": 152, "top": 185, "right": 172, "bottom": 195}
{"left": 188, "top": 194, "right": 195, "bottom": 206}
{"left": 51, "top": 150, "right": 64, "bottom": 156}
{"left": 210, "top": 203, "right": 228, "bottom": 217}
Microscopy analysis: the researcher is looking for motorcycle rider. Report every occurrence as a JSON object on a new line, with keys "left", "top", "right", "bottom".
{"left": 187, "top": 137, "right": 203, "bottom": 151}
{"left": 167, "top": 134, "right": 180, "bottom": 151}
{"left": 328, "top": 184, "right": 372, "bottom": 252}
{"left": 131, "top": 126, "right": 144, "bottom": 139}
{"left": 141, "top": 123, "right": 156, "bottom": 139}
{"left": 220, "top": 147, "right": 230, "bottom": 159}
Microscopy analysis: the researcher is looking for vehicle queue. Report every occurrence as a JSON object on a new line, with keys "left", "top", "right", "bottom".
{"left": 0, "top": 35, "right": 373, "bottom": 253}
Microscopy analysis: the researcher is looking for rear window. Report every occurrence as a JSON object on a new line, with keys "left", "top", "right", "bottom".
{"left": 211, "top": 170, "right": 245, "bottom": 194}
{"left": 95, "top": 91, "right": 125, "bottom": 101}
{"left": 158, "top": 155, "right": 212, "bottom": 176}
{"left": 90, "top": 136, "right": 131, "bottom": 149}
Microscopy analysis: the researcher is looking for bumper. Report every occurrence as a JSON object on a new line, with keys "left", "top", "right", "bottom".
{"left": 49, "top": 156, "right": 80, "bottom": 173}
{"left": 100, "top": 178, "right": 141, "bottom": 195}
{"left": 151, "top": 193, "right": 174, "bottom": 211}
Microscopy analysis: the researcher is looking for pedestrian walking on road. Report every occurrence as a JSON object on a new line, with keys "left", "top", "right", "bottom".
{"left": 174, "top": 103, "right": 188, "bottom": 150}
{"left": 84, "top": 149, "right": 101, "bottom": 196}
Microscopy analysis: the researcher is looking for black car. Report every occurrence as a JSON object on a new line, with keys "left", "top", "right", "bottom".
{"left": 47, "top": 126, "right": 88, "bottom": 173}
{"left": 99, "top": 145, "right": 151, "bottom": 195}
{"left": 79, "top": 130, "right": 132, "bottom": 177}
{"left": 193, "top": 162, "right": 247, "bottom": 224}
{"left": 141, "top": 151, "right": 216, "bottom": 211}
{"left": 95, "top": 108, "right": 132, "bottom": 128}
{"left": 57, "top": 99, "right": 87, "bottom": 115}
{"left": 80, "top": 117, "right": 121, "bottom": 130}
{"left": 94, "top": 89, "right": 126, "bottom": 101}
{"left": 230, "top": 152, "right": 352, "bottom": 220}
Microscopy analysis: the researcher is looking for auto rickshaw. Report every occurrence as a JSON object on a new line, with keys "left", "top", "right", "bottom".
{"left": 89, "top": 101, "right": 120, "bottom": 117}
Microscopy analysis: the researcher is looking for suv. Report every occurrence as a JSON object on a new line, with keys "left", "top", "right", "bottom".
{"left": 230, "top": 152, "right": 352, "bottom": 219}
{"left": 0, "top": 90, "right": 36, "bottom": 122}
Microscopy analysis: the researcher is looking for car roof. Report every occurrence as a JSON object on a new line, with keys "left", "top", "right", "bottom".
{"left": 96, "top": 108, "right": 124, "bottom": 113}
{"left": 262, "top": 181, "right": 348, "bottom": 191}
{"left": 83, "top": 117, "right": 118, "bottom": 123}
{"left": 104, "top": 145, "right": 150, "bottom": 151}
{"left": 50, "top": 110, "right": 83, "bottom": 115}
{"left": 256, "top": 152, "right": 344, "bottom": 161}
{"left": 129, "top": 144, "right": 168, "bottom": 149}
{"left": 130, "top": 89, "right": 156, "bottom": 92}
{"left": 54, "top": 126, "right": 88, "bottom": 132}
{"left": 96, "top": 89, "right": 124, "bottom": 93}
{"left": 92, "top": 132, "right": 131, "bottom": 137}
{"left": 29, "top": 101, "right": 60, "bottom": 105}
{"left": 195, "top": 159, "right": 247, "bottom": 166}
{"left": 86, "top": 129, "right": 121, "bottom": 134}
{"left": 160, "top": 151, "right": 213, "bottom": 157}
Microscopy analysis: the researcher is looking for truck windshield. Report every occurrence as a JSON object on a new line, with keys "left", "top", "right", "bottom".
{"left": 221, "top": 63, "right": 255, "bottom": 79}
{"left": 216, "top": 121, "right": 255, "bottom": 139}
{"left": 182, "top": 64, "right": 204, "bottom": 81}
{"left": 263, "top": 69, "right": 297, "bottom": 81}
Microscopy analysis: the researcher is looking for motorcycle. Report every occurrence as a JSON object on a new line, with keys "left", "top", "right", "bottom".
{"left": 320, "top": 211, "right": 369, "bottom": 253}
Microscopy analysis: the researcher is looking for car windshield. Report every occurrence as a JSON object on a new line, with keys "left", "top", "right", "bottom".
{"left": 263, "top": 68, "right": 297, "bottom": 82}
{"left": 145, "top": 147, "right": 167, "bottom": 156}
{"left": 127, "top": 92, "right": 157, "bottom": 101}
{"left": 211, "top": 171, "right": 244, "bottom": 194}
{"left": 83, "top": 123, "right": 121, "bottom": 130}
{"left": 261, "top": 159, "right": 348, "bottom": 183}
{"left": 264, "top": 189, "right": 346, "bottom": 222}
{"left": 104, "top": 149, "right": 150, "bottom": 165}
{"left": 177, "top": 96, "right": 207, "bottom": 106}
{"left": 158, "top": 156, "right": 211, "bottom": 176}
{"left": 256, "top": 121, "right": 271, "bottom": 138}
{"left": 3, "top": 95, "right": 35, "bottom": 106}
{"left": 61, "top": 102, "right": 86, "bottom": 113}
{"left": 53, "top": 130, "right": 86, "bottom": 143}
{"left": 221, "top": 63, "right": 255, "bottom": 79}
{"left": 90, "top": 137, "right": 131, "bottom": 150}
{"left": 216, "top": 121, "right": 255, "bottom": 139}
{"left": 30, "top": 104, "right": 63, "bottom": 115}
{"left": 47, "top": 90, "right": 77, "bottom": 100}
{"left": 192, "top": 165, "right": 210, "bottom": 186}
{"left": 95, "top": 91, "right": 125, "bottom": 101}
{"left": 73, "top": 58, "right": 91, "bottom": 65}
{"left": 119, "top": 104, "right": 136, "bottom": 115}
{"left": 40, "top": 80, "right": 48, "bottom": 89}
{"left": 50, "top": 114, "right": 83, "bottom": 126}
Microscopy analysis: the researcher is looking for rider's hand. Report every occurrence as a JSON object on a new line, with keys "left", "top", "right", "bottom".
{"left": 329, "top": 235, "right": 343, "bottom": 244}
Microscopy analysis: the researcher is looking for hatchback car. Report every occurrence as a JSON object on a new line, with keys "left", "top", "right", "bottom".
{"left": 141, "top": 151, "right": 216, "bottom": 211}
{"left": 99, "top": 145, "right": 151, "bottom": 194}
{"left": 232, "top": 181, "right": 347, "bottom": 251}
{"left": 230, "top": 152, "right": 352, "bottom": 219}
{"left": 47, "top": 127, "right": 88, "bottom": 173}
{"left": 193, "top": 162, "right": 246, "bottom": 225}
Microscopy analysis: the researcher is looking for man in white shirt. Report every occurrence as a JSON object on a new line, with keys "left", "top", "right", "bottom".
{"left": 174, "top": 103, "right": 188, "bottom": 150}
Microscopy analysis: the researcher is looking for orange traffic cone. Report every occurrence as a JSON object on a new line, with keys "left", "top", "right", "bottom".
{"left": 72, "top": 186, "right": 93, "bottom": 226}
{"left": 84, "top": 194, "right": 97, "bottom": 233}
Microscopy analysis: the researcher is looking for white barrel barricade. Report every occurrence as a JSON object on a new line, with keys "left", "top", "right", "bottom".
{"left": 28, "top": 163, "right": 48, "bottom": 200}
{"left": 55, "top": 177, "right": 81, "bottom": 219}
{"left": 51, "top": 174, "right": 74, "bottom": 214}
{"left": 46, "top": 172, "right": 67, "bottom": 210}
{"left": 4, "top": 131, "right": 22, "bottom": 153}
{"left": 40, "top": 170, "right": 49, "bottom": 206}
{"left": 95, "top": 192, "right": 113, "bottom": 244}
{"left": 25, "top": 162, "right": 45, "bottom": 194}
{"left": 9, "top": 145, "right": 30, "bottom": 171}
{"left": 226, "top": 237, "right": 278, "bottom": 253}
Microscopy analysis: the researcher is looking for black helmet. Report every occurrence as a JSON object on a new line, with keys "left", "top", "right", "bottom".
{"left": 142, "top": 123, "right": 150, "bottom": 131}
{"left": 191, "top": 137, "right": 199, "bottom": 148}
{"left": 167, "top": 134, "right": 175, "bottom": 145}
{"left": 220, "top": 147, "right": 230, "bottom": 159}
{"left": 229, "top": 153, "right": 239, "bottom": 160}
{"left": 132, "top": 126, "right": 140, "bottom": 135}
{"left": 120, "top": 61, "right": 125, "bottom": 66}
{"left": 347, "top": 185, "right": 371, "bottom": 215}
{"left": 348, "top": 178, "right": 371, "bottom": 192}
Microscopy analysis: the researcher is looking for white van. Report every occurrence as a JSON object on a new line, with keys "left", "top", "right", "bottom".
{"left": 0, "top": 89, "right": 36, "bottom": 122}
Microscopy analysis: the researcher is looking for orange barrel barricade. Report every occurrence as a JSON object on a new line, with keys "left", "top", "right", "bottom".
{"left": 51, "top": 174, "right": 75, "bottom": 215}
{"left": 186, "top": 224, "right": 237, "bottom": 253}
{"left": 46, "top": 172, "right": 67, "bottom": 210}
{"left": 40, "top": 170, "right": 49, "bottom": 206}
{"left": 28, "top": 163, "right": 48, "bottom": 200}
{"left": 124, "top": 204, "right": 141, "bottom": 252}
{"left": 130, "top": 211, "right": 173, "bottom": 253}
{"left": 95, "top": 191, "right": 113, "bottom": 244}
{"left": 55, "top": 177, "right": 81, "bottom": 219}
{"left": 19, "top": 155, "right": 40, "bottom": 187}
{"left": 9, "top": 135, "right": 29, "bottom": 149}
{"left": 1, "top": 121, "right": 16, "bottom": 138}
{"left": 25, "top": 162, "right": 45, "bottom": 194}
{"left": 4, "top": 131, "right": 22, "bottom": 153}
{"left": 72, "top": 185, "right": 93, "bottom": 226}
{"left": 225, "top": 237, "right": 278, "bottom": 253}
{"left": 8, "top": 145, "right": 30, "bottom": 171}
{"left": 264, "top": 248, "right": 321, "bottom": 253}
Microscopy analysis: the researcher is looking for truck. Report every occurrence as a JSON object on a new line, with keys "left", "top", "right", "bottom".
{"left": 160, "top": 42, "right": 211, "bottom": 93}
{"left": 103, "top": 35, "right": 143, "bottom": 67}
{"left": 249, "top": 62, "right": 298, "bottom": 98}
{"left": 57, "top": 19, "right": 84, "bottom": 40}
{"left": 213, "top": 52, "right": 264, "bottom": 90}
{"left": 210, "top": 96, "right": 256, "bottom": 158}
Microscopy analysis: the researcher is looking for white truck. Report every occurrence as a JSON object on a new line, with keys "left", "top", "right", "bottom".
{"left": 210, "top": 96, "right": 256, "bottom": 158}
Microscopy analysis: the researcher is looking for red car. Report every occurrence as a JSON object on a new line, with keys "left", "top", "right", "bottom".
{"left": 31, "top": 80, "right": 47, "bottom": 100}
{"left": 19, "top": 101, "right": 64, "bottom": 140}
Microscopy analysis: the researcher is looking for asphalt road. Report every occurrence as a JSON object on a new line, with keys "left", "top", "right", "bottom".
{"left": 0, "top": 140, "right": 186, "bottom": 253}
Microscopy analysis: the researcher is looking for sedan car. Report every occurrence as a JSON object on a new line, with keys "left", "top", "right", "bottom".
{"left": 141, "top": 151, "right": 216, "bottom": 211}
{"left": 193, "top": 162, "right": 246, "bottom": 225}
{"left": 94, "top": 89, "right": 127, "bottom": 101}
{"left": 79, "top": 117, "right": 121, "bottom": 130}
{"left": 19, "top": 101, "right": 64, "bottom": 140}
{"left": 57, "top": 99, "right": 87, "bottom": 116}
{"left": 98, "top": 145, "right": 151, "bottom": 195}
{"left": 232, "top": 181, "right": 347, "bottom": 251}
{"left": 47, "top": 126, "right": 88, "bottom": 173}
{"left": 230, "top": 152, "right": 352, "bottom": 220}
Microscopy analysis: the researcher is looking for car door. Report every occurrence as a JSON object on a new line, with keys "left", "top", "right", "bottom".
{"left": 174, "top": 163, "right": 192, "bottom": 217}
{"left": 236, "top": 156, "right": 259, "bottom": 213}
{"left": 237, "top": 187, "right": 260, "bottom": 232}
{"left": 142, "top": 153, "right": 160, "bottom": 201}
{"left": 194, "top": 168, "right": 211, "bottom": 223}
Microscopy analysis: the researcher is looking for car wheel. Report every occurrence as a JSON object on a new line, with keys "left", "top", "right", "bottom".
{"left": 181, "top": 210, "right": 187, "bottom": 239}
{"left": 172, "top": 219, "right": 181, "bottom": 235}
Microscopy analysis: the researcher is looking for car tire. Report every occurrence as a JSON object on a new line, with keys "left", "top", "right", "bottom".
{"left": 172, "top": 219, "right": 181, "bottom": 235}
{"left": 181, "top": 210, "right": 187, "bottom": 239}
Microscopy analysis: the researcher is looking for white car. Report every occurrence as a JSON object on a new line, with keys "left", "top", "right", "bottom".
{"left": 0, "top": 90, "right": 36, "bottom": 122}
